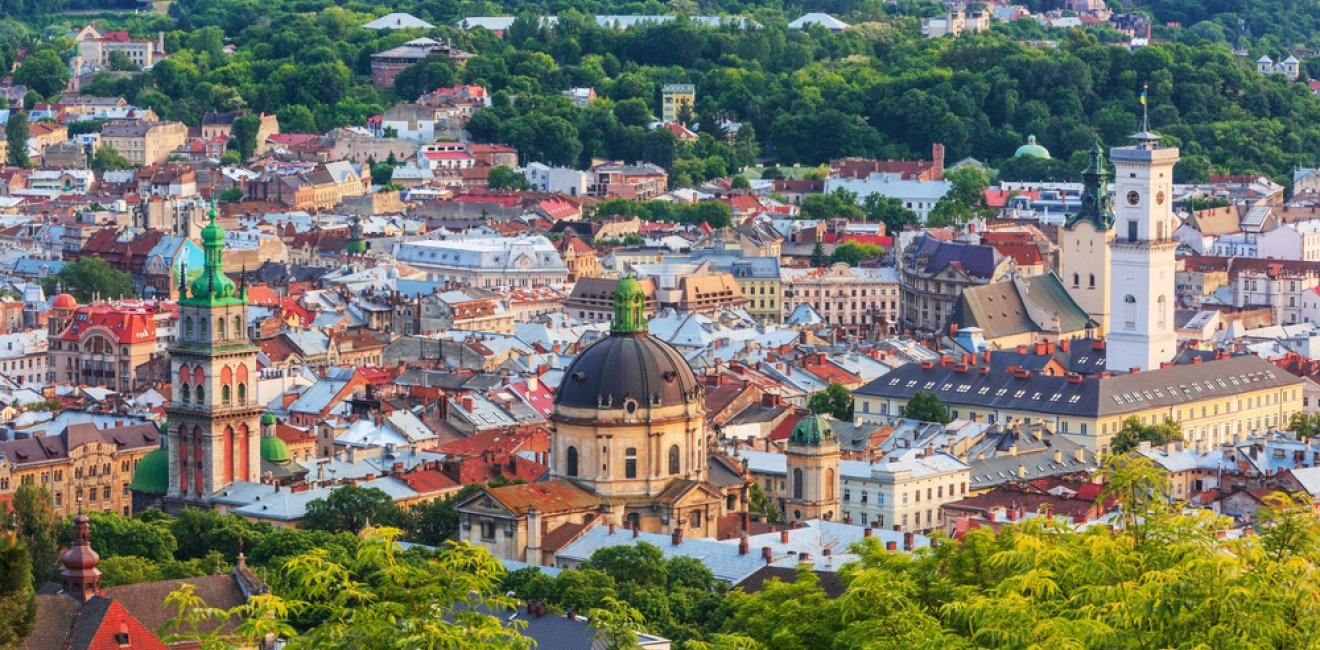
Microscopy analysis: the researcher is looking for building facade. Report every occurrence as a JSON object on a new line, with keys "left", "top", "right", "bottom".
{"left": 783, "top": 263, "right": 901, "bottom": 336}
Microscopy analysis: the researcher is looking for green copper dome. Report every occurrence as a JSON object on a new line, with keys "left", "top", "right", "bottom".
{"left": 129, "top": 447, "right": 169, "bottom": 494}
{"left": 790, "top": 413, "right": 836, "bottom": 446}
{"left": 261, "top": 435, "right": 292, "bottom": 464}
{"left": 1014, "top": 135, "right": 1051, "bottom": 159}
{"left": 261, "top": 412, "right": 277, "bottom": 426}
{"left": 611, "top": 276, "right": 646, "bottom": 335}
{"left": 183, "top": 200, "right": 242, "bottom": 306}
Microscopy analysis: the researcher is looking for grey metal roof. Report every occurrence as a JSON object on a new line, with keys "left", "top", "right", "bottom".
{"left": 856, "top": 355, "right": 1300, "bottom": 418}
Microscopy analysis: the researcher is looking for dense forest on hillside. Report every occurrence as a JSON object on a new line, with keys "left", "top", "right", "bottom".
{"left": 1, "top": 0, "right": 1319, "bottom": 186}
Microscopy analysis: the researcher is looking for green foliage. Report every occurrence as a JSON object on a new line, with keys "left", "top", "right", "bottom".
{"left": 487, "top": 165, "right": 532, "bottom": 191}
{"left": 300, "top": 485, "right": 409, "bottom": 534}
{"left": 1187, "top": 196, "right": 1233, "bottom": 211}
{"left": 99, "top": 555, "right": 164, "bottom": 587}
{"left": 107, "top": 50, "right": 139, "bottom": 72}
{"left": 829, "top": 241, "right": 883, "bottom": 266}
{"left": 808, "top": 383, "right": 854, "bottom": 422}
{"left": 90, "top": 145, "right": 132, "bottom": 172}
{"left": 393, "top": 56, "right": 456, "bottom": 101}
{"left": 1109, "top": 415, "right": 1183, "bottom": 454}
{"left": 748, "top": 482, "right": 779, "bottom": 524}
{"left": 405, "top": 485, "right": 480, "bottom": 546}
{"left": 88, "top": 511, "right": 178, "bottom": 562}
{"left": 800, "top": 191, "right": 863, "bottom": 221}
{"left": 13, "top": 49, "right": 68, "bottom": 99}
{"left": 11, "top": 484, "right": 58, "bottom": 585}
{"left": 586, "top": 543, "right": 668, "bottom": 588}
{"left": 40, "top": 257, "right": 133, "bottom": 302}
{"left": 169, "top": 507, "right": 270, "bottom": 563}
{"left": 862, "top": 194, "right": 918, "bottom": 235}
{"left": 588, "top": 596, "right": 647, "bottom": 650}
{"left": 228, "top": 113, "right": 261, "bottom": 161}
{"left": 0, "top": 532, "right": 36, "bottom": 648}
{"left": 218, "top": 185, "right": 243, "bottom": 202}
{"left": 904, "top": 391, "right": 952, "bottom": 424}
{"left": 809, "top": 240, "right": 827, "bottom": 268}
{"left": 169, "top": 528, "right": 531, "bottom": 650}
{"left": 927, "top": 167, "right": 994, "bottom": 227}
{"left": 5, "top": 110, "right": 27, "bottom": 169}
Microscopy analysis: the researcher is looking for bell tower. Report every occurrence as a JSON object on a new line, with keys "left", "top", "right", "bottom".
{"left": 167, "top": 202, "right": 262, "bottom": 501}
{"left": 1059, "top": 141, "right": 1114, "bottom": 334}
{"left": 784, "top": 414, "right": 840, "bottom": 523}
{"left": 1106, "top": 102, "right": 1178, "bottom": 372}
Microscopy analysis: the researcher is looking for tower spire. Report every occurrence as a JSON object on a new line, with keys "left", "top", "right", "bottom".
{"left": 611, "top": 276, "right": 646, "bottom": 335}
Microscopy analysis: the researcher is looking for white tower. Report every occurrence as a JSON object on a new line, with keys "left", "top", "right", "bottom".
{"left": 1107, "top": 106, "right": 1178, "bottom": 372}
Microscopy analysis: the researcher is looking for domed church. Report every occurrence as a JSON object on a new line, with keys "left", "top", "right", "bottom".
{"left": 456, "top": 279, "right": 749, "bottom": 565}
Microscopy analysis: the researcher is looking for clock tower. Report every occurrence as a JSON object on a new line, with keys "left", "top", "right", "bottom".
{"left": 1106, "top": 121, "right": 1178, "bottom": 372}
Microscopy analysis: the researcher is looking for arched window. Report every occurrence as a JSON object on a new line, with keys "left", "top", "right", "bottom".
{"left": 1157, "top": 295, "right": 1167, "bottom": 329}
{"left": 237, "top": 383, "right": 246, "bottom": 404}
{"left": 177, "top": 364, "right": 189, "bottom": 387}
{"left": 183, "top": 316, "right": 193, "bottom": 338}
{"left": 195, "top": 385, "right": 205, "bottom": 403}
{"left": 1071, "top": 273, "right": 1079, "bottom": 288}
{"left": 826, "top": 469, "right": 835, "bottom": 499}
{"left": 180, "top": 384, "right": 190, "bottom": 402}
{"left": 217, "top": 318, "right": 226, "bottom": 339}
{"left": 221, "top": 384, "right": 231, "bottom": 404}
{"left": 1123, "top": 294, "right": 1137, "bottom": 330}
{"left": 624, "top": 447, "right": 637, "bottom": 479}
{"left": 792, "top": 468, "right": 804, "bottom": 499}
{"left": 199, "top": 318, "right": 208, "bottom": 336}
{"left": 1088, "top": 273, "right": 1096, "bottom": 289}
{"left": 668, "top": 445, "right": 680, "bottom": 475}
{"left": 566, "top": 446, "right": 579, "bottom": 477}
{"left": 234, "top": 316, "right": 243, "bottom": 339}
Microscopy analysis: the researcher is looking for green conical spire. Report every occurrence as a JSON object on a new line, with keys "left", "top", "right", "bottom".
{"left": 182, "top": 199, "right": 243, "bottom": 306}
{"left": 1065, "top": 139, "right": 1114, "bottom": 231}
{"left": 611, "top": 276, "right": 646, "bottom": 335}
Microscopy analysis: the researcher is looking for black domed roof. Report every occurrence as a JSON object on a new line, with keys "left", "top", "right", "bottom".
{"left": 556, "top": 333, "right": 700, "bottom": 410}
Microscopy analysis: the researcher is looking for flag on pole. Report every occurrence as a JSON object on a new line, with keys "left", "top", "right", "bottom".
{"left": 1140, "top": 86, "right": 1148, "bottom": 105}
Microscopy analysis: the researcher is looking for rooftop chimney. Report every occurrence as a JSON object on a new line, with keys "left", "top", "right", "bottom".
{"left": 672, "top": 528, "right": 683, "bottom": 545}
{"left": 761, "top": 546, "right": 772, "bottom": 563}
{"left": 903, "top": 532, "right": 915, "bottom": 550}
{"left": 780, "top": 529, "right": 790, "bottom": 543}
{"left": 885, "top": 540, "right": 897, "bottom": 551}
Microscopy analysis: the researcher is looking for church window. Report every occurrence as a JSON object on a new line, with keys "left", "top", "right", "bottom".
{"left": 199, "top": 319, "right": 208, "bottom": 336}
{"left": 183, "top": 317, "right": 193, "bottom": 338}
{"left": 826, "top": 469, "right": 835, "bottom": 499}
{"left": 792, "top": 468, "right": 804, "bottom": 499}
{"left": 234, "top": 316, "right": 243, "bottom": 337}
{"left": 221, "top": 384, "right": 231, "bottom": 404}
{"left": 1123, "top": 294, "right": 1136, "bottom": 330}
{"left": 1088, "top": 274, "right": 1095, "bottom": 289}
{"left": 181, "top": 384, "right": 190, "bottom": 402}
{"left": 196, "top": 385, "right": 205, "bottom": 403}
{"left": 625, "top": 448, "right": 637, "bottom": 479}
{"left": 237, "top": 383, "right": 246, "bottom": 404}
{"left": 566, "top": 446, "right": 579, "bottom": 477}
{"left": 668, "top": 445, "right": 680, "bottom": 474}
{"left": 1071, "top": 273, "right": 1079, "bottom": 288}
{"left": 1157, "top": 295, "right": 1167, "bottom": 329}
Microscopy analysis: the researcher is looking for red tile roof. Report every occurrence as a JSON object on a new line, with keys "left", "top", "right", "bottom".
{"left": 486, "top": 479, "right": 597, "bottom": 515}
{"left": 59, "top": 302, "right": 158, "bottom": 344}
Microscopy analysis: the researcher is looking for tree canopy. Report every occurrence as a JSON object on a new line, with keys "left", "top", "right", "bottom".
{"left": 904, "top": 391, "right": 952, "bottom": 424}
{"left": 808, "top": 383, "right": 854, "bottom": 422}
{"left": 40, "top": 257, "right": 134, "bottom": 302}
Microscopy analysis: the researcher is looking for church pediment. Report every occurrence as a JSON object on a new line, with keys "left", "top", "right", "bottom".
{"left": 455, "top": 489, "right": 516, "bottom": 518}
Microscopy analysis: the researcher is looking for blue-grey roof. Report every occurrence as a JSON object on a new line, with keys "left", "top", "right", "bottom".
{"left": 286, "top": 376, "right": 352, "bottom": 414}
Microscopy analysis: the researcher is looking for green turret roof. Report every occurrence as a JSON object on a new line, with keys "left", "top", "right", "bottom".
{"left": 182, "top": 200, "right": 244, "bottom": 307}
{"left": 261, "top": 435, "right": 292, "bottom": 464}
{"left": 129, "top": 447, "right": 169, "bottom": 494}
{"left": 611, "top": 276, "right": 647, "bottom": 335}
{"left": 1065, "top": 140, "right": 1114, "bottom": 231}
{"left": 261, "top": 412, "right": 277, "bottom": 426}
{"left": 790, "top": 413, "right": 836, "bottom": 446}
{"left": 1014, "top": 135, "right": 1051, "bottom": 159}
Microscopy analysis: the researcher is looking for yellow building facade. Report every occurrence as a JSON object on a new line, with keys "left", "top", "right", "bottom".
{"left": 855, "top": 354, "right": 1302, "bottom": 455}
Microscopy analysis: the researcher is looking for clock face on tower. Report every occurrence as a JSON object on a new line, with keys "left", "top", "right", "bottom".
{"left": 1126, "top": 191, "right": 1140, "bottom": 206}
{"left": 1156, "top": 191, "right": 1165, "bottom": 205}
